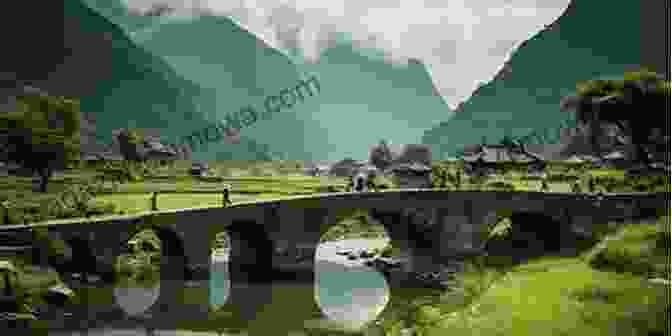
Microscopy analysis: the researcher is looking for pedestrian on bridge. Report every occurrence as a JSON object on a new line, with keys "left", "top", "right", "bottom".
{"left": 346, "top": 179, "right": 354, "bottom": 192}
{"left": 150, "top": 192, "right": 159, "bottom": 211}
{"left": 222, "top": 185, "right": 232, "bottom": 207}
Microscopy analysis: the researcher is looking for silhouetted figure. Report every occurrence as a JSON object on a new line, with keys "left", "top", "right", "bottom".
{"left": 222, "top": 187, "right": 232, "bottom": 207}
{"left": 354, "top": 175, "right": 365, "bottom": 192}
{"left": 346, "top": 180, "right": 354, "bottom": 191}
{"left": 150, "top": 192, "right": 159, "bottom": 211}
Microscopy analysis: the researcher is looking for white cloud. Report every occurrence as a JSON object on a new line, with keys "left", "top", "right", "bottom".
{"left": 121, "top": 0, "right": 571, "bottom": 109}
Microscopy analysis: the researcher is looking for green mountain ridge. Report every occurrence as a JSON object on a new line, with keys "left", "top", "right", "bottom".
{"left": 1, "top": 0, "right": 278, "bottom": 161}
{"left": 422, "top": 0, "right": 667, "bottom": 158}
{"left": 77, "top": 0, "right": 668, "bottom": 161}
{"left": 61, "top": 0, "right": 213, "bottom": 143}
{"left": 82, "top": 0, "right": 453, "bottom": 161}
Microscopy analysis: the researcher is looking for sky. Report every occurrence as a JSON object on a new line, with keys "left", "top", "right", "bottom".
{"left": 119, "top": 0, "right": 572, "bottom": 111}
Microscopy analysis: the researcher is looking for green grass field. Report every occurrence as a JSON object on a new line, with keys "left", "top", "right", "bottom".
{"left": 371, "top": 216, "right": 671, "bottom": 336}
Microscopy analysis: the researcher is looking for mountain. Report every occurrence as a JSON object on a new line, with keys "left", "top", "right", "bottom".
{"left": 422, "top": 0, "right": 669, "bottom": 159}
{"left": 1, "top": 0, "right": 212, "bottom": 151}
{"left": 131, "top": 14, "right": 319, "bottom": 161}
{"left": 1, "top": 0, "right": 279, "bottom": 161}
{"left": 81, "top": 1, "right": 452, "bottom": 161}
{"left": 59, "top": 0, "right": 215, "bottom": 146}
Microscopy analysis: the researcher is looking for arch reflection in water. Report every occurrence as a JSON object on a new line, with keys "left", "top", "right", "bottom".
{"left": 114, "top": 228, "right": 163, "bottom": 317}
{"left": 113, "top": 277, "right": 161, "bottom": 317}
{"left": 210, "top": 252, "right": 231, "bottom": 308}
{"left": 314, "top": 239, "right": 390, "bottom": 330}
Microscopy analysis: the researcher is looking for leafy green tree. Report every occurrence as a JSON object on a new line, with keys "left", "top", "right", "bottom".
{"left": 115, "top": 128, "right": 146, "bottom": 162}
{"left": 560, "top": 69, "right": 670, "bottom": 166}
{"left": 0, "top": 93, "right": 81, "bottom": 192}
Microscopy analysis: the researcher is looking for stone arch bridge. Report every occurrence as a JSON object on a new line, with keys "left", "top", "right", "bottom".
{"left": 0, "top": 190, "right": 668, "bottom": 333}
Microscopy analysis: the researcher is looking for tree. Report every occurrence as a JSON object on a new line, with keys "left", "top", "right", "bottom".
{"left": 560, "top": 69, "right": 670, "bottom": 167}
{"left": 369, "top": 140, "right": 394, "bottom": 171}
{"left": 115, "top": 128, "right": 147, "bottom": 162}
{"left": 0, "top": 92, "right": 81, "bottom": 192}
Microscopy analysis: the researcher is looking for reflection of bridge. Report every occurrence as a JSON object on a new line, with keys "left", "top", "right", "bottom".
{"left": 1, "top": 190, "right": 668, "bottom": 334}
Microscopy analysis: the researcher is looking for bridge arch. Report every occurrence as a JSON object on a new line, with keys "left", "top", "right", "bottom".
{"left": 483, "top": 210, "right": 570, "bottom": 259}
{"left": 59, "top": 235, "right": 107, "bottom": 280}
{"left": 225, "top": 219, "right": 274, "bottom": 282}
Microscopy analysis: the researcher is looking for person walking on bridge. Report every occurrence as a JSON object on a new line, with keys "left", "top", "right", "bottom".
{"left": 222, "top": 184, "right": 232, "bottom": 207}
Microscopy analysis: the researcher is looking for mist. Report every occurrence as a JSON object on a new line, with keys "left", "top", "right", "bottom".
{"left": 120, "top": 0, "right": 571, "bottom": 110}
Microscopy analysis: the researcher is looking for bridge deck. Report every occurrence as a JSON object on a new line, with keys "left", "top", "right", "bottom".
{"left": 0, "top": 190, "right": 666, "bottom": 231}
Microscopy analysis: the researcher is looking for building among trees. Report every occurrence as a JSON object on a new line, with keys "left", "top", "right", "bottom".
{"left": 369, "top": 141, "right": 433, "bottom": 188}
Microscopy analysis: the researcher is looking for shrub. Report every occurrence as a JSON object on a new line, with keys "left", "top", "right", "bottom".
{"left": 116, "top": 258, "right": 136, "bottom": 278}
{"left": 86, "top": 200, "right": 117, "bottom": 216}
{"left": 633, "top": 183, "right": 650, "bottom": 192}
{"left": 197, "top": 175, "right": 226, "bottom": 183}
{"left": 379, "top": 244, "right": 403, "bottom": 258}
{"left": 134, "top": 261, "right": 159, "bottom": 283}
{"left": 248, "top": 166, "right": 264, "bottom": 176}
{"left": 546, "top": 173, "right": 581, "bottom": 183}
{"left": 316, "top": 185, "right": 342, "bottom": 193}
{"left": 373, "top": 174, "right": 396, "bottom": 190}
{"left": 570, "top": 285, "right": 625, "bottom": 303}
{"left": 485, "top": 181, "right": 515, "bottom": 191}
{"left": 655, "top": 216, "right": 670, "bottom": 252}
{"left": 218, "top": 168, "right": 232, "bottom": 177}
{"left": 587, "top": 219, "right": 671, "bottom": 278}
{"left": 40, "top": 184, "right": 117, "bottom": 220}
{"left": 519, "top": 174, "right": 545, "bottom": 181}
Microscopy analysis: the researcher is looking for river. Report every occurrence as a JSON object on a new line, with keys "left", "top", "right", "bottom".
{"left": 51, "top": 238, "right": 394, "bottom": 335}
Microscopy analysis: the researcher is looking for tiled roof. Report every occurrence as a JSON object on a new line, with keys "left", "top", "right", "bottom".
{"left": 388, "top": 162, "right": 432, "bottom": 172}
{"left": 461, "top": 145, "right": 542, "bottom": 163}
{"left": 390, "top": 144, "right": 432, "bottom": 166}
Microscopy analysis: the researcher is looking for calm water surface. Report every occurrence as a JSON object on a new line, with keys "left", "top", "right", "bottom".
{"left": 65, "top": 239, "right": 393, "bottom": 335}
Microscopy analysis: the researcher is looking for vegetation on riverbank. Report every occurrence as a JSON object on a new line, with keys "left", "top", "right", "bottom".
{"left": 369, "top": 214, "right": 670, "bottom": 336}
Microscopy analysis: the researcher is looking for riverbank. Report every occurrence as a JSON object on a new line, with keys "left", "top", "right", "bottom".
{"left": 370, "top": 215, "right": 671, "bottom": 336}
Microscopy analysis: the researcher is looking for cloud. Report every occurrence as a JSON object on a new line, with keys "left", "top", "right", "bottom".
{"left": 120, "top": 0, "right": 571, "bottom": 109}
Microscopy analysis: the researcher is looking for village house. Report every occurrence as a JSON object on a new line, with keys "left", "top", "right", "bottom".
{"left": 329, "top": 158, "right": 367, "bottom": 177}
{"left": 377, "top": 143, "right": 433, "bottom": 189}
{"left": 460, "top": 143, "right": 546, "bottom": 176}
